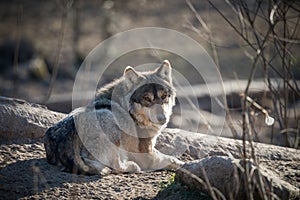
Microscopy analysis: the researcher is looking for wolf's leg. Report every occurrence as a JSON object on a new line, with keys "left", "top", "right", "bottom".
{"left": 76, "top": 108, "right": 142, "bottom": 174}
{"left": 147, "top": 149, "right": 184, "bottom": 171}
{"left": 163, "top": 156, "right": 185, "bottom": 170}
{"left": 125, "top": 149, "right": 184, "bottom": 171}
{"left": 85, "top": 156, "right": 141, "bottom": 174}
{"left": 83, "top": 158, "right": 112, "bottom": 176}
{"left": 111, "top": 160, "right": 141, "bottom": 174}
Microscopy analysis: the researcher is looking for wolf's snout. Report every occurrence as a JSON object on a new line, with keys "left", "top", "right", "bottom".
{"left": 157, "top": 115, "right": 167, "bottom": 124}
{"left": 145, "top": 104, "right": 168, "bottom": 125}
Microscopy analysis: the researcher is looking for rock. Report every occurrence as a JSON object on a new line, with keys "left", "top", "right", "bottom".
{"left": 158, "top": 128, "right": 300, "bottom": 162}
{"left": 176, "top": 156, "right": 300, "bottom": 200}
{"left": 0, "top": 96, "right": 66, "bottom": 143}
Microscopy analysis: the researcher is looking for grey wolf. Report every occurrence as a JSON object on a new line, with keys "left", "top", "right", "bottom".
{"left": 44, "top": 60, "right": 184, "bottom": 175}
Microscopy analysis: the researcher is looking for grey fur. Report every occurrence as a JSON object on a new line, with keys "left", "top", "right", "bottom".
{"left": 44, "top": 60, "right": 184, "bottom": 175}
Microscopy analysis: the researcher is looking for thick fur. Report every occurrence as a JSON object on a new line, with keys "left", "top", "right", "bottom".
{"left": 44, "top": 60, "right": 184, "bottom": 175}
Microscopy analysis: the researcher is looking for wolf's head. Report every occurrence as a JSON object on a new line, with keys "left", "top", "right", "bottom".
{"left": 120, "top": 60, "right": 175, "bottom": 131}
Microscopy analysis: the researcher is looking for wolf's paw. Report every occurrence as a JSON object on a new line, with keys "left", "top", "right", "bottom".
{"left": 125, "top": 161, "right": 141, "bottom": 173}
{"left": 99, "top": 167, "right": 113, "bottom": 176}
{"left": 112, "top": 161, "right": 141, "bottom": 174}
{"left": 165, "top": 158, "right": 185, "bottom": 170}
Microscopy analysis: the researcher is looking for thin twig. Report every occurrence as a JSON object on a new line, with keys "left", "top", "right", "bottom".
{"left": 43, "top": 1, "right": 73, "bottom": 103}
{"left": 13, "top": 2, "right": 23, "bottom": 98}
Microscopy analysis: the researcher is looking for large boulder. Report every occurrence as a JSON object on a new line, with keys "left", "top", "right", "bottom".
{"left": 176, "top": 156, "right": 299, "bottom": 200}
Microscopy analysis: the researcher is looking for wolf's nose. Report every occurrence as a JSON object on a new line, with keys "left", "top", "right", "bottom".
{"left": 157, "top": 115, "right": 167, "bottom": 124}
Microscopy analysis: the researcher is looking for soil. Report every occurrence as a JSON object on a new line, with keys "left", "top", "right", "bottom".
{"left": 0, "top": 140, "right": 209, "bottom": 200}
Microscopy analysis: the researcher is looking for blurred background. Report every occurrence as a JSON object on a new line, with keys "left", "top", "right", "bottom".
{"left": 0, "top": 0, "right": 299, "bottom": 148}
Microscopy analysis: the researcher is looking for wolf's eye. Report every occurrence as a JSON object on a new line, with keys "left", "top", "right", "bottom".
{"left": 161, "top": 94, "right": 167, "bottom": 100}
{"left": 143, "top": 96, "right": 152, "bottom": 102}
{"left": 161, "top": 94, "right": 170, "bottom": 100}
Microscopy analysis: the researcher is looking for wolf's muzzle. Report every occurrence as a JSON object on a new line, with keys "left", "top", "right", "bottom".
{"left": 156, "top": 115, "right": 167, "bottom": 124}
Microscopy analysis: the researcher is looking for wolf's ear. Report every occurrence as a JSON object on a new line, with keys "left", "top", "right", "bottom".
{"left": 156, "top": 60, "right": 172, "bottom": 83}
{"left": 123, "top": 66, "right": 142, "bottom": 83}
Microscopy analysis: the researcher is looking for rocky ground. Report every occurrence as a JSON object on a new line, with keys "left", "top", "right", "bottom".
{"left": 0, "top": 140, "right": 210, "bottom": 200}
{"left": 1, "top": 133, "right": 299, "bottom": 199}
{"left": 0, "top": 97, "right": 299, "bottom": 199}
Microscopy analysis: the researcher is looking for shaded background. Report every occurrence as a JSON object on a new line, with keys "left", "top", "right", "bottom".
{"left": 0, "top": 0, "right": 299, "bottom": 147}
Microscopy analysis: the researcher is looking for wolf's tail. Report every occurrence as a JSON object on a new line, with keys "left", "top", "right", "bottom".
{"left": 44, "top": 115, "right": 97, "bottom": 174}
{"left": 44, "top": 126, "right": 59, "bottom": 165}
{"left": 44, "top": 114, "right": 77, "bottom": 167}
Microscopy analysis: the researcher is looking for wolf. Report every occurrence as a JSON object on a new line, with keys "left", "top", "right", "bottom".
{"left": 44, "top": 60, "right": 184, "bottom": 175}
